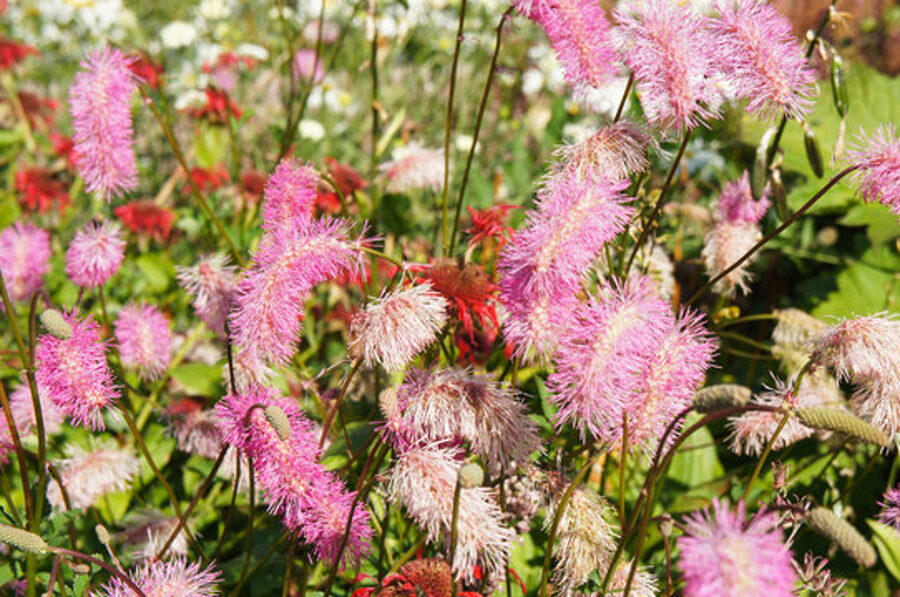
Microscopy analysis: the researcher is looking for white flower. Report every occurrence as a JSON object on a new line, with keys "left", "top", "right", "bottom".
{"left": 161, "top": 21, "right": 198, "bottom": 48}
{"left": 197, "top": 0, "right": 231, "bottom": 20}
{"left": 298, "top": 119, "right": 326, "bottom": 141}
{"left": 236, "top": 43, "right": 269, "bottom": 61}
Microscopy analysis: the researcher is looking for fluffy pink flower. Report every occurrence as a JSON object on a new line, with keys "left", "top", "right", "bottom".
{"left": 388, "top": 442, "right": 515, "bottom": 582}
{"left": 614, "top": 0, "right": 720, "bottom": 131}
{"left": 65, "top": 220, "right": 126, "bottom": 288}
{"left": 708, "top": 0, "right": 816, "bottom": 123}
{"left": 678, "top": 500, "right": 796, "bottom": 597}
{"left": 114, "top": 303, "right": 173, "bottom": 381}
{"left": 529, "top": 0, "right": 619, "bottom": 93}
{"left": 47, "top": 442, "right": 139, "bottom": 511}
{"left": 349, "top": 283, "right": 448, "bottom": 372}
{"left": 216, "top": 386, "right": 371, "bottom": 567}
{"left": 379, "top": 144, "right": 444, "bottom": 194}
{"left": 176, "top": 253, "right": 237, "bottom": 335}
{"left": 68, "top": 46, "right": 139, "bottom": 199}
{"left": 169, "top": 406, "right": 224, "bottom": 460}
{"left": 9, "top": 378, "right": 65, "bottom": 437}
{"left": 499, "top": 173, "right": 633, "bottom": 361}
{"left": 35, "top": 310, "right": 119, "bottom": 430}
{"left": 0, "top": 222, "right": 51, "bottom": 302}
{"left": 845, "top": 124, "right": 900, "bottom": 216}
{"left": 97, "top": 558, "right": 221, "bottom": 597}
{"left": 386, "top": 368, "right": 541, "bottom": 473}
{"left": 554, "top": 121, "right": 651, "bottom": 182}
{"left": 261, "top": 158, "right": 319, "bottom": 232}
{"left": 715, "top": 171, "right": 770, "bottom": 224}
{"left": 548, "top": 276, "right": 673, "bottom": 442}
{"left": 293, "top": 49, "right": 325, "bottom": 84}
{"left": 229, "top": 217, "right": 365, "bottom": 366}
{"left": 878, "top": 487, "right": 900, "bottom": 532}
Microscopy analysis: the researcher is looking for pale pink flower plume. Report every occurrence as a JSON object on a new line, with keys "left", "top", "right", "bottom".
{"left": 35, "top": 310, "right": 120, "bottom": 430}
{"left": 229, "top": 217, "right": 366, "bottom": 367}
{"left": 527, "top": 0, "right": 619, "bottom": 94}
{"left": 845, "top": 124, "right": 900, "bottom": 216}
{"left": 115, "top": 303, "right": 173, "bottom": 381}
{"left": 68, "top": 46, "right": 140, "bottom": 200}
{"left": 261, "top": 158, "right": 319, "bottom": 232}
{"left": 379, "top": 144, "right": 444, "bottom": 194}
{"left": 548, "top": 276, "right": 674, "bottom": 442}
{"left": 170, "top": 407, "right": 225, "bottom": 460}
{"left": 499, "top": 173, "right": 633, "bottom": 361}
{"left": 216, "top": 386, "right": 371, "bottom": 567}
{"left": 386, "top": 368, "right": 541, "bottom": 473}
{"left": 293, "top": 49, "right": 325, "bottom": 84}
{"left": 708, "top": 0, "right": 816, "bottom": 123}
{"left": 47, "top": 442, "right": 139, "bottom": 511}
{"left": 554, "top": 121, "right": 651, "bottom": 182}
{"left": 9, "top": 378, "right": 65, "bottom": 437}
{"left": 614, "top": 0, "right": 720, "bottom": 132}
{"left": 176, "top": 253, "right": 238, "bottom": 335}
{"left": 118, "top": 510, "right": 189, "bottom": 560}
{"left": 349, "top": 283, "right": 448, "bottom": 372}
{"left": 65, "top": 220, "right": 126, "bottom": 288}
{"left": 716, "top": 171, "right": 770, "bottom": 225}
{"left": 97, "top": 558, "right": 221, "bottom": 597}
{"left": 678, "top": 500, "right": 796, "bottom": 597}
{"left": 388, "top": 442, "right": 515, "bottom": 582}
{"left": 548, "top": 487, "right": 618, "bottom": 593}
{"left": 0, "top": 222, "right": 51, "bottom": 302}
{"left": 878, "top": 487, "right": 900, "bottom": 532}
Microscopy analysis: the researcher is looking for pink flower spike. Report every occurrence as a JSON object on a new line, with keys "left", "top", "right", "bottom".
{"left": 65, "top": 220, "right": 126, "bottom": 288}
{"left": 379, "top": 144, "right": 445, "bottom": 194}
{"left": 614, "top": 0, "right": 720, "bottom": 132}
{"left": 708, "top": 0, "right": 816, "bottom": 123}
{"left": 678, "top": 500, "right": 796, "bottom": 597}
{"left": 176, "top": 253, "right": 237, "bottom": 335}
{"left": 716, "top": 171, "right": 770, "bottom": 224}
{"left": 35, "top": 310, "right": 119, "bottom": 430}
{"left": 97, "top": 558, "right": 221, "bottom": 597}
{"left": 845, "top": 124, "right": 900, "bottom": 216}
{"left": 68, "top": 46, "right": 140, "bottom": 200}
{"left": 0, "top": 222, "right": 51, "bottom": 302}
{"left": 114, "top": 303, "right": 173, "bottom": 381}
{"left": 261, "top": 158, "right": 319, "bottom": 232}
{"left": 47, "top": 442, "right": 140, "bottom": 511}
{"left": 878, "top": 487, "right": 900, "bottom": 532}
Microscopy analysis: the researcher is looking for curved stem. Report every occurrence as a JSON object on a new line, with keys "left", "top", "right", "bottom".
{"left": 319, "top": 360, "right": 361, "bottom": 450}
{"left": 440, "top": 0, "right": 468, "bottom": 256}
{"left": 687, "top": 166, "right": 858, "bottom": 305}
{"left": 624, "top": 131, "right": 692, "bottom": 274}
{"left": 50, "top": 546, "right": 146, "bottom": 597}
{"left": 448, "top": 7, "right": 513, "bottom": 254}
{"left": 614, "top": 73, "right": 634, "bottom": 123}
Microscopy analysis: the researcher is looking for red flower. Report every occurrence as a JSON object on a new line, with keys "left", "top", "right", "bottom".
{"left": 0, "top": 39, "right": 37, "bottom": 70}
{"left": 50, "top": 133, "right": 76, "bottom": 169}
{"left": 188, "top": 87, "right": 242, "bottom": 124}
{"left": 114, "top": 200, "right": 175, "bottom": 241}
{"left": 239, "top": 170, "right": 266, "bottom": 203}
{"left": 202, "top": 51, "right": 256, "bottom": 73}
{"left": 128, "top": 53, "right": 164, "bottom": 89}
{"left": 466, "top": 204, "right": 517, "bottom": 247}
{"left": 15, "top": 166, "right": 70, "bottom": 213}
{"left": 316, "top": 158, "right": 368, "bottom": 214}
{"left": 16, "top": 90, "right": 57, "bottom": 129}
{"left": 418, "top": 258, "right": 500, "bottom": 341}
{"left": 183, "top": 165, "right": 230, "bottom": 195}
{"left": 351, "top": 558, "right": 481, "bottom": 597}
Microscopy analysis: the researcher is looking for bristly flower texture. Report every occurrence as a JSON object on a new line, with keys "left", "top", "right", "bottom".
{"left": 68, "top": 46, "right": 140, "bottom": 200}
{"left": 554, "top": 121, "right": 651, "bottom": 183}
{"left": 0, "top": 380, "right": 64, "bottom": 465}
{"left": 261, "top": 158, "right": 319, "bottom": 232}
{"left": 349, "top": 283, "right": 448, "bottom": 372}
{"left": 678, "top": 500, "right": 796, "bottom": 597}
{"left": 0, "top": 222, "right": 51, "bottom": 302}
{"left": 47, "top": 442, "right": 139, "bottom": 511}
{"left": 176, "top": 253, "right": 237, "bottom": 335}
{"left": 384, "top": 367, "right": 541, "bottom": 474}
{"left": 229, "top": 216, "right": 365, "bottom": 367}
{"left": 525, "top": 0, "right": 619, "bottom": 95}
{"left": 708, "top": 0, "right": 816, "bottom": 123}
{"left": 702, "top": 171, "right": 770, "bottom": 297}
{"left": 97, "top": 558, "right": 221, "bottom": 597}
{"left": 35, "top": 310, "right": 119, "bottom": 430}
{"left": 114, "top": 303, "right": 173, "bottom": 381}
{"left": 216, "top": 386, "right": 371, "bottom": 567}
{"left": 388, "top": 441, "right": 515, "bottom": 582}
{"left": 845, "top": 124, "right": 900, "bottom": 216}
{"left": 379, "top": 143, "right": 444, "bottom": 194}
{"left": 614, "top": 0, "right": 720, "bottom": 132}
{"left": 65, "top": 220, "right": 126, "bottom": 288}
{"left": 878, "top": 487, "right": 900, "bottom": 532}
{"left": 499, "top": 172, "right": 633, "bottom": 362}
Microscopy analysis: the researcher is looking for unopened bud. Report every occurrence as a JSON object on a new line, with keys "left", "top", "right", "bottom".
{"left": 95, "top": 524, "right": 111, "bottom": 545}
{"left": 693, "top": 384, "right": 751, "bottom": 413}
{"left": 795, "top": 407, "right": 890, "bottom": 448}
{"left": 0, "top": 524, "right": 49, "bottom": 554}
{"left": 806, "top": 507, "right": 876, "bottom": 568}
{"left": 40, "top": 309, "right": 72, "bottom": 340}
{"left": 459, "top": 462, "right": 484, "bottom": 489}
{"left": 264, "top": 405, "right": 291, "bottom": 441}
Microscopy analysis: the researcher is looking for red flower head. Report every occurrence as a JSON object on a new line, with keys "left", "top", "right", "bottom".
{"left": 15, "top": 166, "right": 70, "bottom": 213}
{"left": 114, "top": 200, "right": 175, "bottom": 242}
{"left": 240, "top": 170, "right": 266, "bottom": 204}
{"left": 49, "top": 133, "right": 76, "bottom": 169}
{"left": 16, "top": 91, "right": 57, "bottom": 129}
{"left": 183, "top": 164, "right": 230, "bottom": 195}
{"left": 418, "top": 258, "right": 499, "bottom": 342}
{"left": 351, "top": 558, "right": 482, "bottom": 597}
{"left": 466, "top": 204, "right": 517, "bottom": 248}
{"left": 188, "top": 87, "right": 242, "bottom": 124}
{"left": 316, "top": 158, "right": 368, "bottom": 214}
{"left": 0, "top": 39, "right": 37, "bottom": 70}
{"left": 128, "top": 53, "right": 164, "bottom": 89}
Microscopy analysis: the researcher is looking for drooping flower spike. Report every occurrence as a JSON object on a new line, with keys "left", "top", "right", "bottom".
{"left": 68, "top": 46, "right": 140, "bottom": 200}
{"left": 65, "top": 220, "right": 126, "bottom": 289}
{"left": 0, "top": 222, "right": 51, "bottom": 302}
{"left": 261, "top": 158, "right": 319, "bottom": 232}
{"left": 176, "top": 253, "right": 238, "bottom": 335}
{"left": 46, "top": 442, "right": 140, "bottom": 511}
{"left": 845, "top": 124, "right": 900, "bottom": 216}
{"left": 114, "top": 303, "right": 173, "bottom": 381}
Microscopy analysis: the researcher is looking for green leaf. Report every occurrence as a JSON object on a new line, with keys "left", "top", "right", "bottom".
{"left": 667, "top": 420, "right": 724, "bottom": 489}
{"left": 840, "top": 203, "right": 900, "bottom": 246}
{"left": 135, "top": 252, "right": 175, "bottom": 294}
{"left": 869, "top": 520, "right": 899, "bottom": 582}
{"left": 193, "top": 126, "right": 229, "bottom": 169}
{"left": 170, "top": 362, "right": 223, "bottom": 396}
{"left": 812, "top": 244, "right": 900, "bottom": 318}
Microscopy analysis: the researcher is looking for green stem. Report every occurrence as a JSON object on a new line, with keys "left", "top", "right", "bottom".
{"left": 440, "top": 0, "right": 468, "bottom": 256}
{"left": 618, "top": 415, "right": 628, "bottom": 527}
{"left": 319, "top": 360, "right": 361, "bottom": 450}
{"left": 0, "top": 382, "right": 31, "bottom": 524}
{"left": 449, "top": 474, "right": 463, "bottom": 596}
{"left": 236, "top": 457, "right": 256, "bottom": 590}
{"left": 741, "top": 411, "right": 791, "bottom": 503}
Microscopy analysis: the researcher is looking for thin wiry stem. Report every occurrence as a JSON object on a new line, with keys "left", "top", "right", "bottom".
{"left": 0, "top": 382, "right": 31, "bottom": 522}
{"left": 440, "top": 0, "right": 468, "bottom": 256}
{"left": 614, "top": 73, "right": 634, "bottom": 123}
